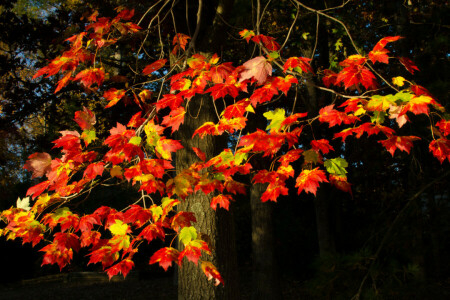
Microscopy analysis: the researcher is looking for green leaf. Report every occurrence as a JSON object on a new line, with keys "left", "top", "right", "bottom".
{"left": 150, "top": 206, "right": 163, "bottom": 220}
{"left": 264, "top": 108, "right": 286, "bottom": 132}
{"left": 324, "top": 158, "right": 348, "bottom": 177}
{"left": 179, "top": 226, "right": 197, "bottom": 245}
{"left": 371, "top": 111, "right": 386, "bottom": 124}
{"left": 302, "top": 32, "right": 310, "bottom": 40}
{"left": 109, "top": 219, "right": 129, "bottom": 236}
{"left": 268, "top": 51, "right": 279, "bottom": 59}
{"left": 81, "top": 129, "right": 97, "bottom": 145}
{"left": 129, "top": 136, "right": 142, "bottom": 146}
{"left": 393, "top": 91, "right": 413, "bottom": 104}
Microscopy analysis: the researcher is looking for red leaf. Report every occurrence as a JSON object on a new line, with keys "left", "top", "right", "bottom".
{"left": 171, "top": 212, "right": 197, "bottom": 232}
{"left": 83, "top": 162, "right": 105, "bottom": 180}
{"left": 379, "top": 136, "right": 420, "bottom": 156}
{"left": 295, "top": 168, "right": 328, "bottom": 195}
{"left": 399, "top": 57, "right": 419, "bottom": 74}
{"left": 210, "top": 194, "right": 232, "bottom": 210}
{"left": 161, "top": 107, "right": 186, "bottom": 133}
{"left": 139, "top": 223, "right": 165, "bottom": 242}
{"left": 149, "top": 247, "right": 180, "bottom": 271}
{"left": 74, "top": 107, "right": 96, "bottom": 130}
{"left": 201, "top": 261, "right": 224, "bottom": 286}
{"left": 74, "top": 68, "right": 105, "bottom": 88}
{"left": 368, "top": 48, "right": 390, "bottom": 64}
{"left": 239, "top": 56, "right": 272, "bottom": 85}
{"left": 429, "top": 138, "right": 450, "bottom": 163}
{"left": 322, "top": 69, "right": 338, "bottom": 88}
{"left": 283, "top": 57, "right": 313, "bottom": 73}
{"left": 311, "top": 139, "right": 335, "bottom": 154}
{"left": 106, "top": 259, "right": 135, "bottom": 279}
{"left": 26, "top": 180, "right": 51, "bottom": 199}
{"left": 373, "top": 36, "right": 403, "bottom": 51}
{"left": 192, "top": 147, "right": 206, "bottom": 161}
{"left": 142, "top": 59, "right": 167, "bottom": 75}
{"left": 179, "top": 240, "right": 211, "bottom": 265}
{"left": 318, "top": 105, "right": 359, "bottom": 127}
{"left": 127, "top": 112, "right": 146, "bottom": 128}
{"left": 336, "top": 65, "right": 377, "bottom": 90}
{"left": 103, "top": 88, "right": 126, "bottom": 108}
{"left": 23, "top": 152, "right": 52, "bottom": 179}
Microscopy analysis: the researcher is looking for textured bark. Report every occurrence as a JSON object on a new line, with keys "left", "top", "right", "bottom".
{"left": 250, "top": 183, "right": 282, "bottom": 300}
{"left": 175, "top": 95, "right": 239, "bottom": 300}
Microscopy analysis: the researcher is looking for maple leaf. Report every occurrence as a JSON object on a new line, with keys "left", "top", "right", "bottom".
{"left": 311, "top": 139, "right": 335, "bottom": 155}
{"left": 324, "top": 158, "right": 348, "bottom": 177}
{"left": 172, "top": 33, "right": 190, "bottom": 54}
{"left": 318, "top": 105, "right": 359, "bottom": 127}
{"left": 399, "top": 57, "right": 419, "bottom": 74}
{"left": 179, "top": 240, "right": 211, "bottom": 265}
{"left": 106, "top": 259, "right": 135, "bottom": 279}
{"left": 373, "top": 36, "right": 403, "bottom": 51}
{"left": 368, "top": 48, "right": 390, "bottom": 64}
{"left": 329, "top": 175, "right": 352, "bottom": 195}
{"left": 155, "top": 138, "right": 183, "bottom": 160}
{"left": 295, "top": 168, "right": 329, "bottom": 195}
{"left": 149, "top": 247, "right": 180, "bottom": 271}
{"left": 16, "top": 197, "right": 31, "bottom": 211}
{"left": 336, "top": 65, "right": 377, "bottom": 90}
{"left": 206, "top": 83, "right": 240, "bottom": 100}
{"left": 74, "top": 68, "right": 105, "bottom": 89}
{"left": 379, "top": 135, "right": 420, "bottom": 156}
{"left": 401, "top": 95, "right": 434, "bottom": 116}
{"left": 142, "top": 59, "right": 167, "bottom": 75}
{"left": 171, "top": 212, "right": 197, "bottom": 232}
{"left": 201, "top": 261, "right": 224, "bottom": 286}
{"left": 192, "top": 122, "right": 220, "bottom": 139}
{"left": 249, "top": 83, "right": 279, "bottom": 106}
{"left": 436, "top": 120, "right": 450, "bottom": 137}
{"left": 26, "top": 180, "right": 51, "bottom": 199}
{"left": 74, "top": 107, "right": 96, "bottom": 130}
{"left": 366, "top": 95, "right": 395, "bottom": 112}
{"left": 283, "top": 57, "right": 313, "bottom": 73}
{"left": 161, "top": 107, "right": 186, "bottom": 133}
{"left": 239, "top": 56, "right": 272, "bottom": 85}
{"left": 251, "top": 34, "right": 280, "bottom": 51}
{"left": 103, "top": 88, "right": 126, "bottom": 108}
{"left": 322, "top": 69, "right": 338, "bottom": 87}
{"left": 192, "top": 147, "right": 206, "bottom": 161}
{"left": 209, "top": 62, "right": 235, "bottom": 83}
{"left": 239, "top": 29, "right": 255, "bottom": 42}
{"left": 278, "top": 149, "right": 304, "bottom": 166}
{"left": 429, "top": 138, "right": 450, "bottom": 163}
{"left": 23, "top": 152, "right": 52, "bottom": 179}
{"left": 264, "top": 108, "right": 286, "bottom": 133}
{"left": 139, "top": 223, "right": 165, "bottom": 242}
{"left": 210, "top": 194, "right": 233, "bottom": 210}
{"left": 83, "top": 162, "right": 105, "bottom": 180}
{"left": 54, "top": 71, "right": 73, "bottom": 93}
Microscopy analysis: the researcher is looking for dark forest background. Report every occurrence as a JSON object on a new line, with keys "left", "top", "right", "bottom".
{"left": 0, "top": 0, "right": 449, "bottom": 299}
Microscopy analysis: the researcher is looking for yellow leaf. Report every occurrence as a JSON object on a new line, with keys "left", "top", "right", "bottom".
{"left": 109, "top": 219, "right": 129, "bottom": 236}
{"left": 392, "top": 76, "right": 406, "bottom": 87}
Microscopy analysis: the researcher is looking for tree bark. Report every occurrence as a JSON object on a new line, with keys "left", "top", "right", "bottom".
{"left": 250, "top": 183, "right": 282, "bottom": 300}
{"left": 175, "top": 95, "right": 239, "bottom": 300}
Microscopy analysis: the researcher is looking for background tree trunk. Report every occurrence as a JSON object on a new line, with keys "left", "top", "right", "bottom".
{"left": 175, "top": 95, "right": 239, "bottom": 300}
{"left": 250, "top": 182, "right": 282, "bottom": 300}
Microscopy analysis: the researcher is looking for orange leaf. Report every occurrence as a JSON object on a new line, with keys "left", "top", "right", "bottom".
{"left": 295, "top": 168, "right": 328, "bottom": 195}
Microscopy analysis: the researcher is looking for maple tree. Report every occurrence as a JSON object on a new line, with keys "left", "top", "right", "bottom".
{"left": 1, "top": 0, "right": 449, "bottom": 298}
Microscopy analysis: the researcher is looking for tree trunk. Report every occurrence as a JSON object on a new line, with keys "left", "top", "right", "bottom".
{"left": 250, "top": 183, "right": 282, "bottom": 300}
{"left": 175, "top": 94, "right": 239, "bottom": 300}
